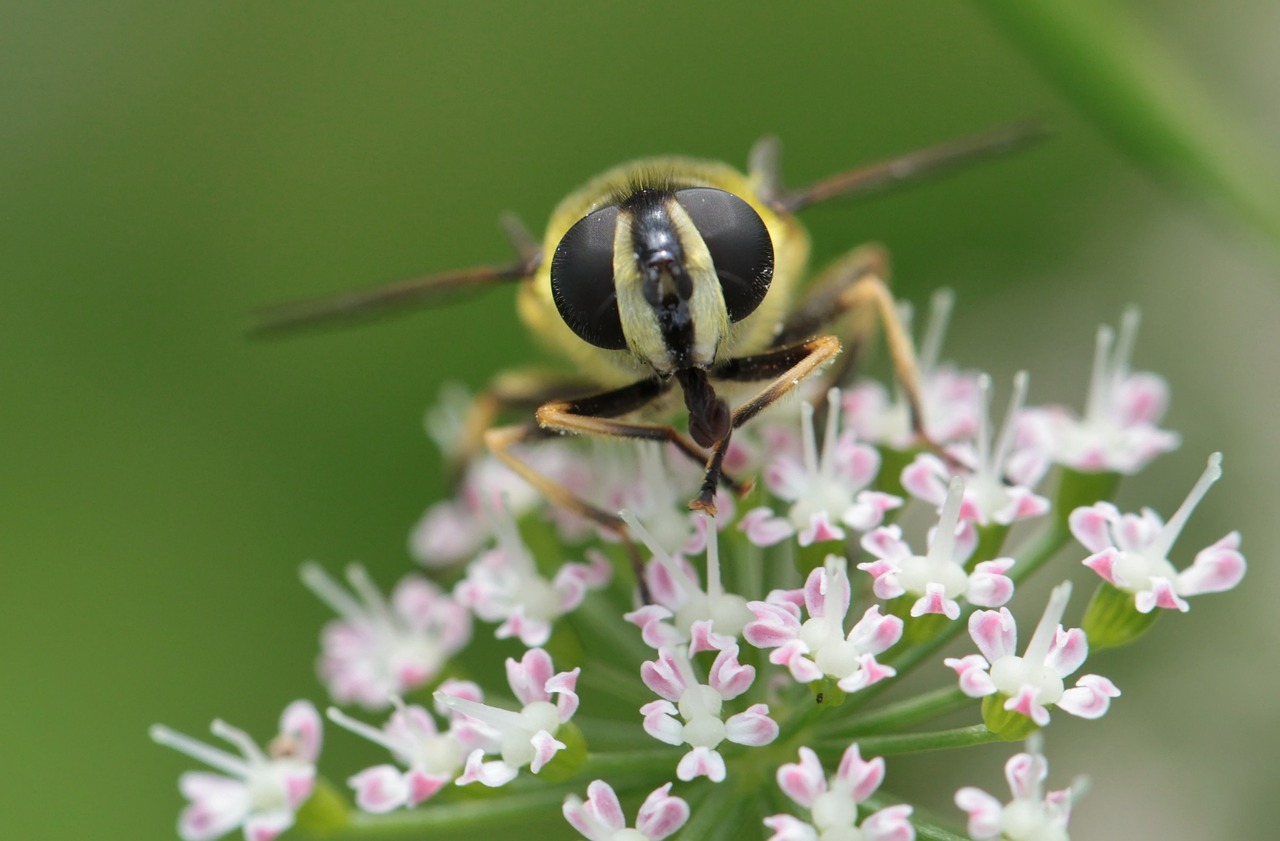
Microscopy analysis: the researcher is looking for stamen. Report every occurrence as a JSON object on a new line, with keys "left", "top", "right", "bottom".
{"left": 927, "top": 477, "right": 966, "bottom": 564}
{"left": 1020, "top": 735, "right": 1048, "bottom": 802}
{"left": 919, "top": 288, "right": 955, "bottom": 374}
{"left": 671, "top": 646, "right": 699, "bottom": 694}
{"left": 149, "top": 724, "right": 250, "bottom": 777}
{"left": 299, "top": 562, "right": 366, "bottom": 623}
{"left": 1084, "top": 325, "right": 1115, "bottom": 425}
{"left": 1151, "top": 453, "right": 1223, "bottom": 559}
{"left": 1024, "top": 582, "right": 1072, "bottom": 666}
{"left": 434, "top": 692, "right": 522, "bottom": 730}
{"left": 639, "top": 443, "right": 670, "bottom": 498}
{"left": 326, "top": 707, "right": 400, "bottom": 753}
{"left": 701, "top": 513, "right": 723, "bottom": 601}
{"left": 989, "top": 371, "right": 1030, "bottom": 478}
{"left": 485, "top": 494, "right": 533, "bottom": 572}
{"left": 820, "top": 388, "right": 842, "bottom": 478}
{"left": 345, "top": 564, "right": 394, "bottom": 627}
{"left": 800, "top": 400, "right": 819, "bottom": 477}
{"left": 1112, "top": 306, "right": 1142, "bottom": 382}
{"left": 623, "top": 509, "right": 701, "bottom": 601}
{"left": 211, "top": 719, "right": 268, "bottom": 765}
{"left": 975, "top": 374, "right": 993, "bottom": 474}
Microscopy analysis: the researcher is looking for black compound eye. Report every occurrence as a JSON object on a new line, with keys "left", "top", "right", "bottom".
{"left": 675, "top": 187, "right": 773, "bottom": 322}
{"left": 550, "top": 205, "right": 626, "bottom": 350}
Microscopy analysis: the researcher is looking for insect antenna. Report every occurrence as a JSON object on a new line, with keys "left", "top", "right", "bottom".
{"left": 772, "top": 119, "right": 1049, "bottom": 213}
{"left": 249, "top": 212, "right": 542, "bottom": 338}
{"left": 248, "top": 261, "right": 534, "bottom": 337}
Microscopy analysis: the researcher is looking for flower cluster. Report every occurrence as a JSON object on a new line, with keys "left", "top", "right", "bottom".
{"left": 151, "top": 302, "right": 1246, "bottom": 841}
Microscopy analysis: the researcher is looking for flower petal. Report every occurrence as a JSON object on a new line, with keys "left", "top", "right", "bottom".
{"left": 775, "top": 746, "right": 827, "bottom": 807}
{"left": 725, "top": 704, "right": 778, "bottom": 747}
{"left": 636, "top": 782, "right": 690, "bottom": 841}
{"left": 1058, "top": 674, "right": 1120, "bottom": 719}
{"left": 1176, "top": 532, "right": 1246, "bottom": 597}
{"left": 348, "top": 765, "right": 409, "bottom": 813}
{"left": 676, "top": 746, "right": 726, "bottom": 782}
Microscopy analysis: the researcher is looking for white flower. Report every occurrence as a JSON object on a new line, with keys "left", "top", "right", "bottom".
{"left": 624, "top": 510, "right": 752, "bottom": 647}
{"left": 1024, "top": 307, "right": 1179, "bottom": 474}
{"left": 859, "top": 477, "right": 1015, "bottom": 620}
{"left": 902, "top": 371, "right": 1051, "bottom": 527}
{"left": 563, "top": 780, "right": 689, "bottom": 841}
{"left": 841, "top": 289, "right": 982, "bottom": 450}
{"left": 946, "top": 582, "right": 1120, "bottom": 726}
{"left": 150, "top": 701, "right": 321, "bottom": 841}
{"left": 300, "top": 563, "right": 470, "bottom": 710}
{"left": 639, "top": 633, "right": 778, "bottom": 782}
{"left": 743, "top": 388, "right": 901, "bottom": 548}
{"left": 1071, "top": 453, "right": 1245, "bottom": 612}
{"left": 765, "top": 743, "right": 915, "bottom": 841}
{"left": 594, "top": 441, "right": 734, "bottom": 553}
{"left": 454, "top": 500, "right": 611, "bottom": 646}
{"left": 325, "top": 687, "right": 487, "bottom": 812}
{"left": 955, "top": 735, "right": 1087, "bottom": 841}
{"left": 435, "top": 648, "right": 580, "bottom": 787}
{"left": 744, "top": 556, "right": 902, "bottom": 692}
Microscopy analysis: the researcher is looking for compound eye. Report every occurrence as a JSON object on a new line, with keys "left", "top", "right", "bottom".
{"left": 550, "top": 205, "right": 627, "bottom": 350}
{"left": 675, "top": 187, "right": 773, "bottom": 322}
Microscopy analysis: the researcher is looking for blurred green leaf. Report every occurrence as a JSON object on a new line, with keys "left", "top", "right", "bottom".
{"left": 976, "top": 0, "right": 1280, "bottom": 253}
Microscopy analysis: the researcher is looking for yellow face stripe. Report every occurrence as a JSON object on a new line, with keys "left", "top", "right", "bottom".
{"left": 610, "top": 194, "right": 731, "bottom": 376}
{"left": 664, "top": 197, "right": 729, "bottom": 369}
{"left": 611, "top": 211, "right": 669, "bottom": 372}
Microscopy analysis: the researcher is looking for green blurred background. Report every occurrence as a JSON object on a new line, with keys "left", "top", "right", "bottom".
{"left": 4, "top": 2, "right": 1277, "bottom": 838}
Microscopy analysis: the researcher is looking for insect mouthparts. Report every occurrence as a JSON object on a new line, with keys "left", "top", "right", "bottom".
{"left": 676, "top": 368, "right": 731, "bottom": 449}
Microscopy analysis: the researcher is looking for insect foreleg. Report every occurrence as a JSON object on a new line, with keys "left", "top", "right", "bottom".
{"left": 486, "top": 374, "right": 751, "bottom": 536}
{"left": 449, "top": 369, "right": 597, "bottom": 483}
{"left": 772, "top": 245, "right": 930, "bottom": 444}
{"left": 485, "top": 376, "right": 727, "bottom": 602}
{"left": 693, "top": 335, "right": 842, "bottom": 513}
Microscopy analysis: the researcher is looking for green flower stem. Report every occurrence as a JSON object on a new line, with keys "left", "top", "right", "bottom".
{"left": 823, "top": 686, "right": 971, "bottom": 740}
{"left": 337, "top": 787, "right": 572, "bottom": 838}
{"left": 573, "top": 715, "right": 660, "bottom": 751}
{"left": 575, "top": 655, "right": 649, "bottom": 710}
{"left": 677, "top": 780, "right": 738, "bottom": 841}
{"left": 815, "top": 725, "right": 998, "bottom": 761}
{"left": 1009, "top": 521, "right": 1070, "bottom": 585}
{"left": 1082, "top": 580, "right": 1161, "bottom": 649}
{"left": 578, "top": 748, "right": 682, "bottom": 779}
{"left": 1051, "top": 469, "right": 1120, "bottom": 537}
{"left": 726, "top": 522, "right": 765, "bottom": 599}
{"left": 972, "top": 522, "right": 1011, "bottom": 568}
{"left": 974, "top": 0, "right": 1280, "bottom": 251}
{"left": 572, "top": 592, "right": 650, "bottom": 665}
{"left": 876, "top": 447, "right": 915, "bottom": 500}
{"left": 776, "top": 685, "right": 839, "bottom": 744}
{"left": 912, "top": 822, "right": 973, "bottom": 841}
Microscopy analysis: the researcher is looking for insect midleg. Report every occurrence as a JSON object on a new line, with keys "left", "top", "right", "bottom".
{"left": 451, "top": 369, "right": 598, "bottom": 482}
{"left": 771, "top": 244, "right": 889, "bottom": 350}
{"left": 532, "top": 392, "right": 747, "bottom": 494}
{"left": 692, "top": 335, "right": 843, "bottom": 513}
{"left": 771, "top": 244, "right": 930, "bottom": 441}
{"left": 484, "top": 376, "right": 738, "bottom": 597}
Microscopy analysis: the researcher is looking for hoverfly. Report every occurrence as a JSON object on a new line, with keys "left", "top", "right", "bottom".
{"left": 256, "top": 122, "right": 1040, "bottom": 548}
